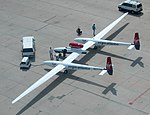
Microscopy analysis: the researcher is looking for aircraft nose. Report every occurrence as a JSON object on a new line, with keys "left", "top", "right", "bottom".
{"left": 43, "top": 61, "right": 48, "bottom": 64}
{"left": 43, "top": 61, "right": 51, "bottom": 65}
{"left": 53, "top": 47, "right": 63, "bottom": 53}
{"left": 54, "top": 48, "right": 58, "bottom": 51}
{"left": 74, "top": 38, "right": 78, "bottom": 41}
{"left": 74, "top": 38, "right": 81, "bottom": 42}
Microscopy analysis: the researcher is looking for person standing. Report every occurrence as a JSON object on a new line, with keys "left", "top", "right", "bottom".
{"left": 55, "top": 53, "right": 59, "bottom": 61}
{"left": 63, "top": 48, "right": 67, "bottom": 58}
{"left": 76, "top": 26, "right": 82, "bottom": 36}
{"left": 92, "top": 24, "right": 96, "bottom": 36}
{"left": 49, "top": 47, "right": 54, "bottom": 60}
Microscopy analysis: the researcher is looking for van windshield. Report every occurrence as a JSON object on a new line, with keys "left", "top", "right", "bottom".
{"left": 20, "top": 62, "right": 26, "bottom": 64}
{"left": 23, "top": 48, "right": 33, "bottom": 52}
{"left": 122, "top": 3, "right": 132, "bottom": 7}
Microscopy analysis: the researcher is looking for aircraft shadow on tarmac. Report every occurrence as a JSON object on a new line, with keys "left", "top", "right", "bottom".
{"left": 16, "top": 68, "right": 117, "bottom": 115}
{"left": 88, "top": 49, "right": 144, "bottom": 68}
{"left": 16, "top": 23, "right": 143, "bottom": 114}
{"left": 130, "top": 57, "right": 144, "bottom": 67}
{"left": 87, "top": 22, "right": 144, "bottom": 67}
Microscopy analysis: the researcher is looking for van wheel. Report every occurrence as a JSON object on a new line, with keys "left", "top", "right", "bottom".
{"left": 118, "top": 7, "right": 122, "bottom": 11}
{"left": 131, "top": 10, "right": 135, "bottom": 14}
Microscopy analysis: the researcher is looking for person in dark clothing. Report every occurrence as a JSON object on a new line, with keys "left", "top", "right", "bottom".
{"left": 76, "top": 27, "right": 82, "bottom": 36}
{"left": 92, "top": 24, "right": 96, "bottom": 36}
{"left": 49, "top": 47, "right": 54, "bottom": 60}
{"left": 55, "top": 53, "right": 59, "bottom": 61}
{"left": 63, "top": 48, "right": 67, "bottom": 58}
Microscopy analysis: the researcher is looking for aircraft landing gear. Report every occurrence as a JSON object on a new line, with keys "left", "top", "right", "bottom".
{"left": 64, "top": 70, "right": 68, "bottom": 74}
{"left": 94, "top": 46, "right": 98, "bottom": 49}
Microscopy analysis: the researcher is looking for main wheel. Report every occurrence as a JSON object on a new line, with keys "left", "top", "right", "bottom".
{"left": 94, "top": 46, "right": 98, "bottom": 49}
{"left": 64, "top": 70, "right": 68, "bottom": 74}
{"left": 131, "top": 10, "right": 135, "bottom": 14}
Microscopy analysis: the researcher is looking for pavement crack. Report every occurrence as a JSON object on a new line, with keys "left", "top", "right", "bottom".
{"left": 43, "top": 16, "right": 56, "bottom": 23}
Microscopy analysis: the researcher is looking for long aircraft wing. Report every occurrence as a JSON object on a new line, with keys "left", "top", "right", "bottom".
{"left": 12, "top": 64, "right": 65, "bottom": 104}
{"left": 82, "top": 12, "right": 128, "bottom": 50}
{"left": 63, "top": 52, "right": 80, "bottom": 63}
{"left": 12, "top": 51, "right": 82, "bottom": 104}
{"left": 94, "top": 12, "right": 128, "bottom": 40}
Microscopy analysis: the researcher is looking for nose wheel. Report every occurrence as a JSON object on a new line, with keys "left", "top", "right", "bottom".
{"left": 64, "top": 70, "right": 68, "bottom": 74}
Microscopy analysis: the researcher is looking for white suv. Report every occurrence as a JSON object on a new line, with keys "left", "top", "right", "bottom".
{"left": 20, "top": 57, "right": 31, "bottom": 69}
{"left": 21, "top": 36, "right": 35, "bottom": 57}
{"left": 118, "top": 0, "right": 143, "bottom": 13}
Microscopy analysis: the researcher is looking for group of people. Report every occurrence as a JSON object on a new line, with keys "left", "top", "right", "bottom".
{"left": 49, "top": 47, "right": 67, "bottom": 61}
{"left": 76, "top": 24, "right": 96, "bottom": 36}
{"left": 49, "top": 24, "right": 96, "bottom": 61}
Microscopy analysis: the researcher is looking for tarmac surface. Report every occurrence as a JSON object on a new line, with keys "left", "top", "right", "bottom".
{"left": 0, "top": 0, "right": 150, "bottom": 115}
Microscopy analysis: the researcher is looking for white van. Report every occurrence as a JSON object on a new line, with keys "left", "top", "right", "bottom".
{"left": 20, "top": 57, "right": 31, "bottom": 69}
{"left": 118, "top": 0, "right": 143, "bottom": 13}
{"left": 22, "top": 36, "right": 35, "bottom": 57}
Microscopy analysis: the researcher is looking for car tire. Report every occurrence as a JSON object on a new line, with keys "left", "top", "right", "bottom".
{"left": 118, "top": 7, "right": 122, "bottom": 11}
{"left": 131, "top": 10, "right": 135, "bottom": 14}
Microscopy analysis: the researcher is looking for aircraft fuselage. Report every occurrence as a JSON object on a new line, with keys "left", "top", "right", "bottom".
{"left": 74, "top": 38, "right": 131, "bottom": 46}
{"left": 43, "top": 61, "right": 104, "bottom": 71}
{"left": 54, "top": 47, "right": 87, "bottom": 54}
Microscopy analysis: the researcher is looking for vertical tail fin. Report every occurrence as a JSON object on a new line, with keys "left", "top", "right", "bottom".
{"left": 134, "top": 33, "right": 140, "bottom": 50}
{"left": 106, "top": 57, "right": 113, "bottom": 75}
{"left": 99, "top": 57, "right": 113, "bottom": 76}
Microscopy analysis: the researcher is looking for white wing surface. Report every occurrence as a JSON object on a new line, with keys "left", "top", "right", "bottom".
{"left": 81, "top": 41, "right": 95, "bottom": 51}
{"left": 12, "top": 51, "right": 82, "bottom": 104}
{"left": 94, "top": 12, "right": 128, "bottom": 40}
{"left": 78, "top": 13, "right": 128, "bottom": 51}
{"left": 63, "top": 52, "right": 80, "bottom": 63}
{"left": 12, "top": 64, "right": 65, "bottom": 104}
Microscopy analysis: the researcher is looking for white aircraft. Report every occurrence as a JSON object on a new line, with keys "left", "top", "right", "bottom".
{"left": 12, "top": 12, "right": 128, "bottom": 104}
{"left": 12, "top": 46, "right": 113, "bottom": 104}
{"left": 74, "top": 13, "right": 140, "bottom": 50}
{"left": 74, "top": 32, "right": 140, "bottom": 50}
{"left": 43, "top": 56, "right": 112, "bottom": 75}
{"left": 54, "top": 34, "right": 140, "bottom": 53}
{"left": 54, "top": 42, "right": 87, "bottom": 54}
{"left": 54, "top": 12, "right": 140, "bottom": 54}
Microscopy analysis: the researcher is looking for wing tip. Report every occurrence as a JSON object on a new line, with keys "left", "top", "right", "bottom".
{"left": 12, "top": 97, "right": 20, "bottom": 104}
{"left": 12, "top": 100, "right": 16, "bottom": 104}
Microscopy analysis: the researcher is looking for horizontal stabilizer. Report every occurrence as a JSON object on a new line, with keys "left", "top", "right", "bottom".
{"left": 99, "top": 70, "right": 107, "bottom": 75}
{"left": 128, "top": 45, "right": 134, "bottom": 50}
